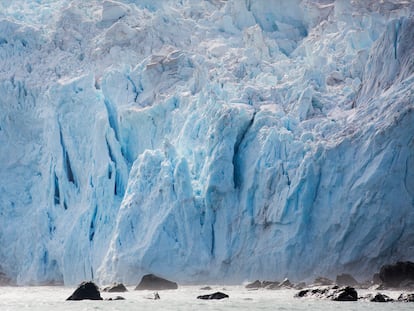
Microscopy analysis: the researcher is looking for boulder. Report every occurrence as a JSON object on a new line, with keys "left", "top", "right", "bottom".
{"left": 331, "top": 286, "right": 358, "bottom": 301}
{"left": 197, "top": 292, "right": 229, "bottom": 300}
{"left": 263, "top": 281, "right": 280, "bottom": 289}
{"left": 245, "top": 280, "right": 282, "bottom": 289}
{"left": 245, "top": 280, "right": 262, "bottom": 289}
{"left": 295, "top": 286, "right": 357, "bottom": 301}
{"left": 360, "top": 292, "right": 394, "bottom": 302}
{"left": 135, "top": 274, "right": 178, "bottom": 290}
{"left": 336, "top": 274, "right": 358, "bottom": 287}
{"left": 398, "top": 293, "right": 414, "bottom": 302}
{"left": 379, "top": 261, "right": 414, "bottom": 288}
{"left": 102, "top": 283, "right": 128, "bottom": 292}
{"left": 66, "top": 281, "right": 103, "bottom": 300}
{"left": 370, "top": 293, "right": 394, "bottom": 302}
{"left": 295, "top": 287, "right": 329, "bottom": 299}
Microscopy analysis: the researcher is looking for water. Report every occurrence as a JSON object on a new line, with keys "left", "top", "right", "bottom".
{"left": 0, "top": 286, "right": 412, "bottom": 311}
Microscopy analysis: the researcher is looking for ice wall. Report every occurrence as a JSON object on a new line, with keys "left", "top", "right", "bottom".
{"left": 0, "top": 0, "right": 413, "bottom": 285}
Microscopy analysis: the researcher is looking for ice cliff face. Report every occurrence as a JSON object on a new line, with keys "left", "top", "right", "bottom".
{"left": 0, "top": 0, "right": 413, "bottom": 285}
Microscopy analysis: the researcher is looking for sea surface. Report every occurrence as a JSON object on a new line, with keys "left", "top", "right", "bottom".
{"left": 0, "top": 285, "right": 412, "bottom": 311}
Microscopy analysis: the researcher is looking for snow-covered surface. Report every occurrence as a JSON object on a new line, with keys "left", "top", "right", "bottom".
{"left": 0, "top": 0, "right": 413, "bottom": 285}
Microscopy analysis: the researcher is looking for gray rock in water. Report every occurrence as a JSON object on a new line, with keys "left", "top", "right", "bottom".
{"left": 398, "top": 293, "right": 414, "bottom": 302}
{"left": 295, "top": 287, "right": 330, "bottom": 299}
{"left": 245, "top": 280, "right": 262, "bottom": 289}
{"left": 264, "top": 281, "right": 281, "bottom": 290}
{"left": 197, "top": 292, "right": 229, "bottom": 300}
{"left": 135, "top": 274, "right": 178, "bottom": 290}
{"left": 295, "top": 286, "right": 358, "bottom": 301}
{"left": 67, "top": 281, "right": 103, "bottom": 301}
{"left": 102, "top": 283, "right": 128, "bottom": 292}
{"left": 330, "top": 286, "right": 358, "bottom": 301}
{"left": 370, "top": 293, "right": 394, "bottom": 302}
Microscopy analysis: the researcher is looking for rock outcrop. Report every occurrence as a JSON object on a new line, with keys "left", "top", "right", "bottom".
{"left": 379, "top": 261, "right": 414, "bottom": 288}
{"left": 102, "top": 282, "right": 128, "bottom": 292}
{"left": 135, "top": 274, "right": 178, "bottom": 290}
{"left": 66, "top": 281, "right": 103, "bottom": 300}
{"left": 296, "top": 286, "right": 358, "bottom": 301}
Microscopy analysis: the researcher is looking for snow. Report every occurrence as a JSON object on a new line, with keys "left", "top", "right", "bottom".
{"left": 0, "top": 0, "right": 413, "bottom": 286}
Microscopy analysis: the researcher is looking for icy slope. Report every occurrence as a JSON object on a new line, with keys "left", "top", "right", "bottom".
{"left": 0, "top": 0, "right": 413, "bottom": 285}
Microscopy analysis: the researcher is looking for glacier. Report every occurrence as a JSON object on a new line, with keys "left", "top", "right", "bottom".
{"left": 0, "top": 0, "right": 413, "bottom": 286}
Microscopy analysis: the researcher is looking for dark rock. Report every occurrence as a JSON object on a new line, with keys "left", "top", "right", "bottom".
{"left": 197, "top": 292, "right": 229, "bottom": 300}
{"left": 246, "top": 280, "right": 262, "bottom": 289}
{"left": 336, "top": 274, "right": 358, "bottom": 287}
{"left": 106, "top": 296, "right": 126, "bottom": 301}
{"left": 295, "top": 289, "right": 310, "bottom": 298}
{"left": 398, "top": 293, "right": 414, "bottom": 302}
{"left": 135, "top": 274, "right": 178, "bottom": 290}
{"left": 370, "top": 293, "right": 394, "bottom": 302}
{"left": 295, "top": 287, "right": 329, "bottom": 298}
{"left": 379, "top": 261, "right": 414, "bottom": 288}
{"left": 295, "top": 286, "right": 357, "bottom": 301}
{"left": 313, "top": 276, "right": 334, "bottom": 286}
{"left": 331, "top": 286, "right": 358, "bottom": 301}
{"left": 279, "top": 278, "right": 294, "bottom": 288}
{"left": 361, "top": 293, "right": 394, "bottom": 302}
{"left": 263, "top": 281, "right": 280, "bottom": 289}
{"left": 245, "top": 280, "right": 282, "bottom": 289}
{"left": 102, "top": 283, "right": 128, "bottom": 292}
{"left": 66, "top": 281, "right": 103, "bottom": 301}
{"left": 295, "top": 289, "right": 308, "bottom": 298}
